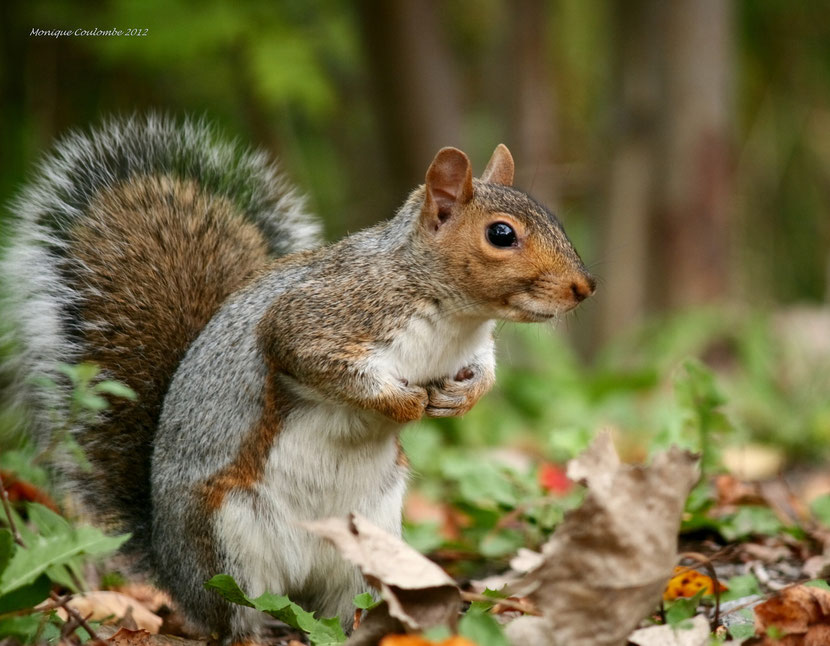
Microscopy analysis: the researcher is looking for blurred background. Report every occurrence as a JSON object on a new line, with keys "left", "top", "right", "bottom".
{"left": 1, "top": 1, "right": 830, "bottom": 509}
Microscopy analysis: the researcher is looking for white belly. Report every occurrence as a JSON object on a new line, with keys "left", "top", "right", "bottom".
{"left": 213, "top": 400, "right": 405, "bottom": 625}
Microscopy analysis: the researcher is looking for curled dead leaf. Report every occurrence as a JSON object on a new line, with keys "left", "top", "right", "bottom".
{"left": 303, "top": 513, "right": 461, "bottom": 632}
{"left": 627, "top": 614, "right": 710, "bottom": 646}
{"left": 753, "top": 584, "right": 830, "bottom": 637}
{"left": 52, "top": 590, "right": 163, "bottom": 633}
{"left": 506, "top": 431, "right": 700, "bottom": 646}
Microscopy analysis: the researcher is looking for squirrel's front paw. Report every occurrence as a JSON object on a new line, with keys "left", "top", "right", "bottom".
{"left": 373, "top": 380, "right": 428, "bottom": 423}
{"left": 425, "top": 366, "right": 491, "bottom": 418}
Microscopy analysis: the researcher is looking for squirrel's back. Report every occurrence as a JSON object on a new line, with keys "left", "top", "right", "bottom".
{"left": 1, "top": 115, "right": 322, "bottom": 567}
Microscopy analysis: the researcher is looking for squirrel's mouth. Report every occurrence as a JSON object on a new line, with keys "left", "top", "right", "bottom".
{"left": 501, "top": 295, "right": 561, "bottom": 322}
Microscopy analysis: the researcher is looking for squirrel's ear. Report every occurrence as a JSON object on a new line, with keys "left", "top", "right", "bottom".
{"left": 481, "top": 144, "right": 514, "bottom": 186}
{"left": 423, "top": 147, "right": 473, "bottom": 229}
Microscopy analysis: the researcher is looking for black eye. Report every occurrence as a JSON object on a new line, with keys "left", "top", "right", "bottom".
{"left": 486, "top": 222, "right": 517, "bottom": 248}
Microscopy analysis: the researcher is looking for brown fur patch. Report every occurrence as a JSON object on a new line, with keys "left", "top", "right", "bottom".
{"left": 67, "top": 175, "right": 270, "bottom": 530}
{"left": 201, "top": 358, "right": 293, "bottom": 511}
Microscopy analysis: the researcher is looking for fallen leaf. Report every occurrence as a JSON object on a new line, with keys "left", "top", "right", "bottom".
{"left": 627, "top": 614, "right": 711, "bottom": 646}
{"left": 114, "top": 583, "right": 174, "bottom": 612}
{"left": 663, "top": 566, "right": 728, "bottom": 600}
{"left": 303, "top": 513, "right": 461, "bottom": 632}
{"left": 715, "top": 474, "right": 764, "bottom": 507}
{"left": 379, "top": 636, "right": 475, "bottom": 646}
{"left": 53, "top": 590, "right": 163, "bottom": 633}
{"left": 0, "top": 470, "right": 58, "bottom": 511}
{"left": 106, "top": 626, "right": 154, "bottom": 646}
{"left": 753, "top": 584, "right": 830, "bottom": 636}
{"left": 505, "top": 431, "right": 700, "bottom": 646}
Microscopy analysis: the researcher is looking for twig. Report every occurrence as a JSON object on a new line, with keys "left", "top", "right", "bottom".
{"left": 50, "top": 592, "right": 107, "bottom": 646}
{"left": 0, "top": 472, "right": 26, "bottom": 547}
{"left": 460, "top": 590, "right": 541, "bottom": 616}
{"left": 678, "top": 551, "right": 724, "bottom": 631}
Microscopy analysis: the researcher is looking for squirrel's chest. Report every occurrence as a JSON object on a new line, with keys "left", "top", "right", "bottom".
{"left": 373, "top": 315, "right": 494, "bottom": 384}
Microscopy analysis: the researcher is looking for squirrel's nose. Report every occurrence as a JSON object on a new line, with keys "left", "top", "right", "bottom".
{"left": 569, "top": 274, "right": 596, "bottom": 303}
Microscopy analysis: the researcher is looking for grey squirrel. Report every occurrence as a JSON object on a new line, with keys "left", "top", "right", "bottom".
{"left": 1, "top": 116, "right": 595, "bottom": 641}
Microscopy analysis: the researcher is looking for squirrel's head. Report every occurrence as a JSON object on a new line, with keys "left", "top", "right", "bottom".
{"left": 416, "top": 144, "right": 595, "bottom": 322}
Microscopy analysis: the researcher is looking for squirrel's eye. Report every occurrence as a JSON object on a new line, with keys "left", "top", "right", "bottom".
{"left": 486, "top": 222, "right": 517, "bottom": 248}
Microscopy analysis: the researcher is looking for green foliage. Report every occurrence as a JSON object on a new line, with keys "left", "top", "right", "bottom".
{"left": 205, "top": 574, "right": 347, "bottom": 645}
{"left": 352, "top": 592, "right": 377, "bottom": 610}
{"left": 0, "top": 362, "right": 135, "bottom": 640}
{"left": 721, "top": 574, "right": 762, "bottom": 602}
{"left": 665, "top": 589, "right": 706, "bottom": 626}
{"left": 0, "top": 506, "right": 128, "bottom": 598}
{"left": 458, "top": 608, "right": 510, "bottom": 646}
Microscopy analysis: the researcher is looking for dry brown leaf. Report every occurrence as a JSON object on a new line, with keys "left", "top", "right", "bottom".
{"left": 754, "top": 585, "right": 830, "bottom": 636}
{"left": 114, "top": 583, "right": 174, "bottom": 613}
{"left": 106, "top": 627, "right": 154, "bottom": 646}
{"left": 100, "top": 625, "right": 209, "bottom": 646}
{"left": 53, "top": 590, "right": 163, "bottom": 633}
{"left": 506, "top": 431, "right": 700, "bottom": 646}
{"left": 303, "top": 513, "right": 460, "bottom": 632}
{"left": 628, "top": 614, "right": 710, "bottom": 646}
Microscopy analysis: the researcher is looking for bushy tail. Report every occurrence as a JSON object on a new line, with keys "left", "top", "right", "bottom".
{"left": 0, "top": 115, "right": 322, "bottom": 568}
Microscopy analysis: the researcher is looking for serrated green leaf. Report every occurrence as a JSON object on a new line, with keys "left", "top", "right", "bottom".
{"left": 206, "top": 574, "right": 346, "bottom": 644}
{"left": 0, "top": 526, "right": 128, "bottom": 595}
{"left": 204, "top": 574, "right": 254, "bottom": 607}
{"left": 26, "top": 503, "right": 71, "bottom": 535}
{"left": 352, "top": 592, "right": 377, "bottom": 610}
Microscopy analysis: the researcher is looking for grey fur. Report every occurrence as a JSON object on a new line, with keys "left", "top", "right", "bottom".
{"left": 0, "top": 114, "right": 321, "bottom": 564}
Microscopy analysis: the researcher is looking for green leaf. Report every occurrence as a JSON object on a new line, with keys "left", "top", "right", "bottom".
{"left": 0, "top": 614, "right": 59, "bottom": 642}
{"left": 665, "top": 589, "right": 705, "bottom": 625}
{"left": 459, "top": 610, "right": 510, "bottom": 646}
{"left": 0, "top": 530, "right": 14, "bottom": 575}
{"left": 402, "top": 522, "right": 443, "bottom": 553}
{"left": 805, "top": 579, "right": 830, "bottom": 591}
{"left": 93, "top": 380, "right": 137, "bottom": 401}
{"left": 479, "top": 530, "right": 524, "bottom": 558}
{"left": 468, "top": 588, "right": 508, "bottom": 613}
{"left": 206, "top": 574, "right": 346, "bottom": 645}
{"left": 204, "top": 574, "right": 254, "bottom": 608}
{"left": 352, "top": 592, "right": 379, "bottom": 610}
{"left": 0, "top": 573, "right": 51, "bottom": 613}
{"left": 810, "top": 494, "right": 830, "bottom": 527}
{"left": 77, "top": 393, "right": 109, "bottom": 412}
{"left": 26, "top": 503, "right": 71, "bottom": 535}
{"left": 721, "top": 574, "right": 762, "bottom": 602}
{"left": 718, "top": 506, "right": 784, "bottom": 541}
{"left": 728, "top": 622, "right": 756, "bottom": 640}
{"left": 0, "top": 526, "right": 128, "bottom": 595}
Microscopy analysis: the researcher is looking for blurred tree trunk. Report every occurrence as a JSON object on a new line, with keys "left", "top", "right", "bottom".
{"left": 356, "top": 0, "right": 462, "bottom": 211}
{"left": 509, "top": 0, "right": 558, "bottom": 208}
{"left": 599, "top": 0, "right": 734, "bottom": 341}
{"left": 655, "top": 0, "right": 734, "bottom": 308}
{"left": 598, "top": 0, "right": 660, "bottom": 341}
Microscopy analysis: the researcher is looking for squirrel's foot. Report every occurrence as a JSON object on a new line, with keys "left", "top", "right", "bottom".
{"left": 372, "top": 380, "right": 428, "bottom": 423}
{"left": 425, "top": 366, "right": 491, "bottom": 418}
